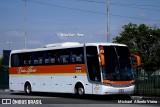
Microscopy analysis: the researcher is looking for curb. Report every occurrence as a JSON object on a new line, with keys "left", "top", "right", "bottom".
{"left": 131, "top": 96, "right": 143, "bottom": 100}
{"left": 0, "top": 89, "right": 10, "bottom": 92}
{"left": 142, "top": 96, "right": 160, "bottom": 101}
{"left": 131, "top": 96, "right": 160, "bottom": 101}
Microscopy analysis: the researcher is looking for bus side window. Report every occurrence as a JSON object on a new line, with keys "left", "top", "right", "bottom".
{"left": 71, "top": 47, "right": 84, "bottom": 64}
{"left": 21, "top": 53, "right": 33, "bottom": 66}
{"left": 24, "top": 60, "right": 27, "bottom": 65}
{"left": 76, "top": 56, "right": 81, "bottom": 62}
{"left": 34, "top": 60, "right": 39, "bottom": 64}
{"left": 59, "top": 49, "right": 70, "bottom": 64}
{"left": 45, "top": 59, "right": 50, "bottom": 64}
{"left": 32, "top": 52, "right": 44, "bottom": 65}
{"left": 51, "top": 58, "right": 55, "bottom": 63}
{"left": 28, "top": 60, "right": 32, "bottom": 65}
{"left": 39, "top": 58, "right": 43, "bottom": 64}
{"left": 44, "top": 51, "right": 57, "bottom": 64}
{"left": 11, "top": 54, "right": 20, "bottom": 67}
{"left": 72, "top": 55, "right": 76, "bottom": 62}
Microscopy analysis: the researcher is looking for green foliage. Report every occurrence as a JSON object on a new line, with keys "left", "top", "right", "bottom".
{"left": 113, "top": 23, "right": 160, "bottom": 73}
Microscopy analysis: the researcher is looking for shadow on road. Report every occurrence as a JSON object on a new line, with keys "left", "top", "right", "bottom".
{"left": 11, "top": 92, "right": 131, "bottom": 101}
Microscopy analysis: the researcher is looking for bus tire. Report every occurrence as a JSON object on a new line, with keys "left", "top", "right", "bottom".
{"left": 24, "top": 82, "right": 32, "bottom": 94}
{"left": 75, "top": 84, "right": 85, "bottom": 97}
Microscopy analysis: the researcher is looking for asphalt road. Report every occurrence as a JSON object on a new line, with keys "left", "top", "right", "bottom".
{"left": 0, "top": 91, "right": 159, "bottom": 107}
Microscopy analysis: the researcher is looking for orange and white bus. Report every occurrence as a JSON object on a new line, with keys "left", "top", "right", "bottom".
{"left": 9, "top": 42, "right": 140, "bottom": 96}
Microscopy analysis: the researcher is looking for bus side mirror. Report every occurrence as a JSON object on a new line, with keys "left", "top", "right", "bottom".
{"left": 97, "top": 54, "right": 105, "bottom": 66}
{"left": 131, "top": 54, "right": 141, "bottom": 67}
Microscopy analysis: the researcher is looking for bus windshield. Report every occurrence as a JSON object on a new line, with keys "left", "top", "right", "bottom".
{"left": 102, "top": 46, "right": 134, "bottom": 81}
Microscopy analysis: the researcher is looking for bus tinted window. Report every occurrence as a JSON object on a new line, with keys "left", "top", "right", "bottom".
{"left": 11, "top": 47, "right": 85, "bottom": 66}
{"left": 45, "top": 51, "right": 57, "bottom": 64}
{"left": 22, "top": 53, "right": 33, "bottom": 66}
{"left": 71, "top": 47, "right": 84, "bottom": 64}
{"left": 33, "top": 52, "right": 44, "bottom": 65}
{"left": 58, "top": 49, "right": 70, "bottom": 64}
{"left": 11, "top": 54, "right": 20, "bottom": 67}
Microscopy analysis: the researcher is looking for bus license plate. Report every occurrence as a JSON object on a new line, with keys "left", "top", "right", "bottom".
{"left": 119, "top": 89, "right": 124, "bottom": 93}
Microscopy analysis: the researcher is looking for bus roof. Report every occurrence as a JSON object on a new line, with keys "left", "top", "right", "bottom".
{"left": 85, "top": 42, "right": 127, "bottom": 47}
{"left": 11, "top": 42, "right": 127, "bottom": 54}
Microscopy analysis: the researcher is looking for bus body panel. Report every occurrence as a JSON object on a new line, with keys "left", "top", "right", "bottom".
{"left": 10, "top": 74, "right": 135, "bottom": 95}
{"left": 9, "top": 63, "right": 93, "bottom": 94}
{"left": 10, "top": 75, "right": 92, "bottom": 94}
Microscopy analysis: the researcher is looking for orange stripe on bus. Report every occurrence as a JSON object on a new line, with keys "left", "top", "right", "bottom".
{"left": 10, "top": 73, "right": 86, "bottom": 76}
{"left": 102, "top": 79, "right": 135, "bottom": 85}
{"left": 9, "top": 64, "right": 86, "bottom": 75}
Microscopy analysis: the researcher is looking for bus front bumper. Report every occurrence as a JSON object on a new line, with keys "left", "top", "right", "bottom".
{"left": 101, "top": 85, "right": 135, "bottom": 95}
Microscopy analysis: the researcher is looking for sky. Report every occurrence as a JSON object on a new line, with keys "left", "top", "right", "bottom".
{"left": 0, "top": 0, "right": 160, "bottom": 54}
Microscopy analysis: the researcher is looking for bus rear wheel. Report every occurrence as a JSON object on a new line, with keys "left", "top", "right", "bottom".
{"left": 25, "top": 83, "right": 32, "bottom": 94}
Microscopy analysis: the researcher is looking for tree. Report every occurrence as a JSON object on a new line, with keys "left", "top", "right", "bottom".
{"left": 113, "top": 23, "right": 160, "bottom": 75}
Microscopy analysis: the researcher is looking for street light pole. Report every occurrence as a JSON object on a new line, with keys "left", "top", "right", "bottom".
{"left": 107, "top": 0, "right": 110, "bottom": 42}
{"left": 24, "top": 0, "right": 27, "bottom": 49}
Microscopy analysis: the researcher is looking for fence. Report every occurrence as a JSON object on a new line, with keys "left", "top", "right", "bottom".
{"left": 135, "top": 69, "right": 160, "bottom": 96}
{"left": 0, "top": 65, "right": 9, "bottom": 89}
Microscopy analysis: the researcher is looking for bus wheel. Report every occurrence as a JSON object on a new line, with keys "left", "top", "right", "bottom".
{"left": 76, "top": 85, "right": 85, "bottom": 97}
{"left": 25, "top": 83, "right": 32, "bottom": 94}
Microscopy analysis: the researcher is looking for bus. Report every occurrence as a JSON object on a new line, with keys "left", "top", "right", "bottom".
{"left": 9, "top": 42, "right": 141, "bottom": 96}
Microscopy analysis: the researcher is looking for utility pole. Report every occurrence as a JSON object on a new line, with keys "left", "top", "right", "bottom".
{"left": 107, "top": 0, "right": 110, "bottom": 42}
{"left": 24, "top": 0, "right": 27, "bottom": 49}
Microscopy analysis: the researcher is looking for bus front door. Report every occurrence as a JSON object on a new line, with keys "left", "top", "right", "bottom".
{"left": 86, "top": 46, "right": 102, "bottom": 94}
